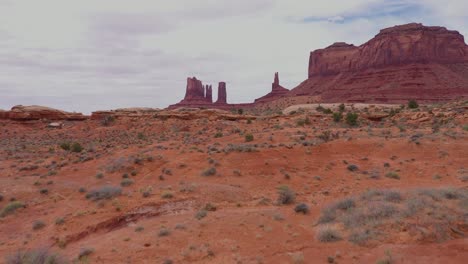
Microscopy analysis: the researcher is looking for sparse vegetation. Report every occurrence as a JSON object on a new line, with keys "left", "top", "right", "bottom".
{"left": 5, "top": 248, "right": 66, "bottom": 264}
{"left": 316, "top": 227, "right": 342, "bottom": 242}
{"left": 277, "top": 185, "right": 296, "bottom": 205}
{"left": 0, "top": 201, "right": 25, "bottom": 218}
{"left": 408, "top": 100, "right": 419, "bottom": 109}
{"left": 345, "top": 112, "right": 358, "bottom": 126}
{"left": 245, "top": 133, "right": 254, "bottom": 142}
{"left": 85, "top": 186, "right": 122, "bottom": 201}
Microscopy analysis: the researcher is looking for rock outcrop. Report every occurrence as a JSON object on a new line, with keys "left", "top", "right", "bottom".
{"left": 215, "top": 82, "right": 227, "bottom": 104}
{"left": 169, "top": 77, "right": 218, "bottom": 108}
{"left": 291, "top": 23, "right": 468, "bottom": 103}
{"left": 0, "top": 109, "right": 9, "bottom": 119}
{"left": 254, "top": 72, "right": 289, "bottom": 103}
{"left": 5, "top": 105, "right": 87, "bottom": 121}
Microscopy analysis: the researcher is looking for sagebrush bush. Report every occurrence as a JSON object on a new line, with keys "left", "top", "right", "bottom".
{"left": 277, "top": 186, "right": 295, "bottom": 205}
{"left": 85, "top": 186, "right": 122, "bottom": 201}
{"left": 0, "top": 201, "right": 24, "bottom": 218}
{"left": 316, "top": 227, "right": 342, "bottom": 242}
{"left": 5, "top": 248, "right": 66, "bottom": 264}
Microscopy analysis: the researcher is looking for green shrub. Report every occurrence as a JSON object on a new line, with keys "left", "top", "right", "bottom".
{"left": 385, "top": 172, "right": 400, "bottom": 180}
{"left": 201, "top": 167, "right": 217, "bottom": 176}
{"left": 277, "top": 186, "right": 296, "bottom": 205}
{"left": 332, "top": 112, "right": 342, "bottom": 122}
{"left": 294, "top": 203, "right": 309, "bottom": 214}
{"left": 59, "top": 142, "right": 70, "bottom": 151}
{"left": 5, "top": 249, "right": 66, "bottom": 264}
{"left": 32, "top": 220, "right": 46, "bottom": 230}
{"left": 214, "top": 132, "right": 223, "bottom": 138}
{"left": 85, "top": 186, "right": 122, "bottom": 201}
{"left": 338, "top": 103, "right": 345, "bottom": 112}
{"left": 0, "top": 201, "right": 25, "bottom": 218}
{"left": 345, "top": 112, "right": 358, "bottom": 126}
{"left": 408, "top": 100, "right": 419, "bottom": 109}
{"left": 316, "top": 227, "right": 342, "bottom": 242}
{"left": 71, "top": 142, "right": 83, "bottom": 153}
{"left": 120, "top": 178, "right": 134, "bottom": 187}
{"left": 245, "top": 134, "right": 254, "bottom": 142}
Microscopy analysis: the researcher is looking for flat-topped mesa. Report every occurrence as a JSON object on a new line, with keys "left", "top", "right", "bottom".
{"left": 308, "top": 23, "right": 468, "bottom": 77}
{"left": 4, "top": 105, "right": 87, "bottom": 121}
{"left": 215, "top": 82, "right": 227, "bottom": 104}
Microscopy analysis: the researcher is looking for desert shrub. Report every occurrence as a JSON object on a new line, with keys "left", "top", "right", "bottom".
{"left": 408, "top": 100, "right": 419, "bottom": 109}
{"left": 332, "top": 112, "right": 343, "bottom": 122}
{"left": 101, "top": 115, "right": 115, "bottom": 126}
{"left": 277, "top": 186, "right": 296, "bottom": 205}
{"left": 0, "top": 201, "right": 25, "bottom": 218}
{"left": 347, "top": 164, "right": 359, "bottom": 172}
{"left": 385, "top": 171, "right": 400, "bottom": 179}
{"left": 59, "top": 142, "right": 70, "bottom": 151}
{"left": 201, "top": 167, "right": 216, "bottom": 177}
{"left": 70, "top": 142, "right": 83, "bottom": 153}
{"left": 245, "top": 133, "right": 254, "bottom": 142}
{"left": 95, "top": 173, "right": 104, "bottom": 179}
{"left": 333, "top": 198, "right": 356, "bottom": 210}
{"left": 32, "top": 220, "right": 46, "bottom": 230}
{"left": 338, "top": 103, "right": 345, "bottom": 112}
{"left": 348, "top": 229, "right": 375, "bottom": 245}
{"left": 316, "top": 227, "right": 342, "bottom": 242}
{"left": 195, "top": 209, "right": 208, "bottom": 220}
{"left": 78, "top": 248, "right": 94, "bottom": 260}
{"left": 85, "top": 186, "right": 122, "bottom": 201}
{"left": 345, "top": 112, "right": 358, "bottom": 126}
{"left": 383, "top": 191, "right": 402, "bottom": 203}
{"left": 158, "top": 227, "right": 171, "bottom": 237}
{"left": 120, "top": 179, "right": 134, "bottom": 187}
{"left": 214, "top": 132, "right": 223, "bottom": 138}
{"left": 55, "top": 217, "right": 65, "bottom": 225}
{"left": 238, "top": 109, "right": 244, "bottom": 115}
{"left": 5, "top": 248, "right": 66, "bottom": 264}
{"left": 161, "top": 191, "right": 173, "bottom": 199}
{"left": 294, "top": 203, "right": 309, "bottom": 214}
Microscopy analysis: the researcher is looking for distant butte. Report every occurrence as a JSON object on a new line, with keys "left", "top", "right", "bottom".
{"left": 290, "top": 22, "right": 468, "bottom": 103}
{"left": 168, "top": 23, "right": 468, "bottom": 109}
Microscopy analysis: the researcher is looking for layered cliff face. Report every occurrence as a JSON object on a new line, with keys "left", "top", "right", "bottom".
{"left": 292, "top": 23, "right": 468, "bottom": 103}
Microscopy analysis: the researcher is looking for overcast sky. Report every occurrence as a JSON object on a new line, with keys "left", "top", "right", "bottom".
{"left": 0, "top": 0, "right": 467, "bottom": 113}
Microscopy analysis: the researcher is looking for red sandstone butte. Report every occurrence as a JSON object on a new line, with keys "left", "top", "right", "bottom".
{"left": 290, "top": 23, "right": 468, "bottom": 103}
{"left": 214, "top": 82, "right": 227, "bottom": 105}
{"left": 255, "top": 72, "right": 289, "bottom": 103}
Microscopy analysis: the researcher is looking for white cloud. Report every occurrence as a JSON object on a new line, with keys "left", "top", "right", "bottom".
{"left": 0, "top": 0, "right": 467, "bottom": 113}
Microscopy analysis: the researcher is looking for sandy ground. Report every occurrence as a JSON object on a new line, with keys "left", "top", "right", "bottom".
{"left": 0, "top": 102, "right": 467, "bottom": 263}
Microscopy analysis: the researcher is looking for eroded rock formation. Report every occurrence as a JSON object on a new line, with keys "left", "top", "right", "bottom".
{"left": 291, "top": 23, "right": 468, "bottom": 103}
{"left": 254, "top": 72, "right": 289, "bottom": 103}
{"left": 4, "top": 105, "right": 87, "bottom": 121}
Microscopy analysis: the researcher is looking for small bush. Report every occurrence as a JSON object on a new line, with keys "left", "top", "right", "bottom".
{"left": 347, "top": 164, "right": 359, "bottom": 172}
{"left": 78, "top": 248, "right": 94, "bottom": 260}
{"left": 158, "top": 227, "right": 171, "bottom": 237}
{"left": 70, "top": 142, "right": 83, "bottom": 153}
{"left": 85, "top": 186, "right": 122, "bottom": 201}
{"left": 120, "top": 178, "right": 134, "bottom": 187}
{"left": 214, "top": 132, "right": 223, "bottom": 138}
{"left": 55, "top": 217, "right": 65, "bottom": 225}
{"left": 32, "top": 220, "right": 46, "bottom": 230}
{"left": 385, "top": 172, "right": 400, "bottom": 180}
{"left": 408, "top": 100, "right": 419, "bottom": 109}
{"left": 195, "top": 209, "right": 208, "bottom": 220}
{"left": 0, "top": 201, "right": 25, "bottom": 218}
{"left": 334, "top": 198, "right": 356, "bottom": 210}
{"left": 161, "top": 191, "right": 173, "bottom": 199}
{"left": 5, "top": 248, "right": 66, "bottom": 264}
{"left": 59, "top": 142, "right": 70, "bottom": 151}
{"left": 245, "top": 133, "right": 254, "bottom": 142}
{"left": 338, "top": 103, "right": 345, "bottom": 112}
{"left": 201, "top": 167, "right": 216, "bottom": 177}
{"left": 277, "top": 186, "right": 296, "bottom": 205}
{"left": 332, "top": 112, "right": 343, "bottom": 122}
{"left": 316, "top": 227, "right": 342, "bottom": 242}
{"left": 294, "top": 203, "right": 309, "bottom": 214}
{"left": 345, "top": 112, "right": 358, "bottom": 126}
